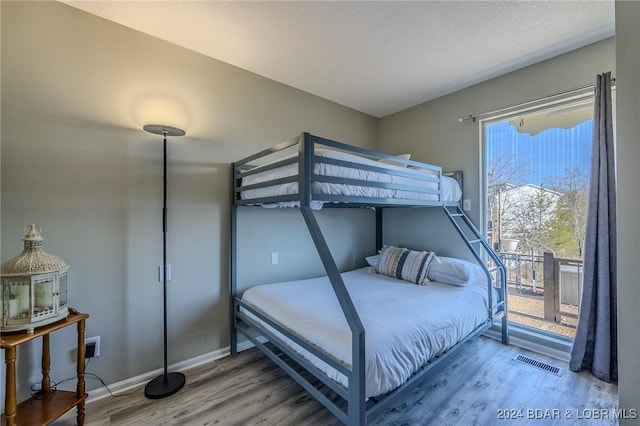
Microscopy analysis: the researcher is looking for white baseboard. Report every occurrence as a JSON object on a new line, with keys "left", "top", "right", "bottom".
{"left": 82, "top": 340, "right": 256, "bottom": 403}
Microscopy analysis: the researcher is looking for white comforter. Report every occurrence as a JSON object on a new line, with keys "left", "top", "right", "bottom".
{"left": 240, "top": 149, "right": 461, "bottom": 209}
{"left": 241, "top": 267, "right": 492, "bottom": 398}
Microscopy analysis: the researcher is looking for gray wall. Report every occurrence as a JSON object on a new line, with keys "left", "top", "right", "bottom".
{"left": 237, "top": 208, "right": 375, "bottom": 291}
{"left": 0, "top": 1, "right": 377, "bottom": 403}
{"left": 615, "top": 1, "right": 640, "bottom": 421}
{"left": 382, "top": 208, "right": 471, "bottom": 259}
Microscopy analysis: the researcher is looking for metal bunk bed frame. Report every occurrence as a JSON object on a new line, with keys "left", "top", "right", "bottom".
{"left": 230, "top": 132, "right": 508, "bottom": 425}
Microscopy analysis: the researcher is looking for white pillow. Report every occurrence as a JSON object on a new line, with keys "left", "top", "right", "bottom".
{"left": 427, "top": 256, "right": 488, "bottom": 286}
{"left": 378, "top": 153, "right": 411, "bottom": 167}
{"left": 365, "top": 254, "right": 380, "bottom": 268}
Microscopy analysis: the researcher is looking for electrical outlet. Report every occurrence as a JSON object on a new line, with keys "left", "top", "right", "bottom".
{"left": 85, "top": 336, "right": 100, "bottom": 358}
{"left": 463, "top": 199, "right": 471, "bottom": 211}
{"left": 271, "top": 252, "right": 279, "bottom": 265}
{"left": 86, "top": 342, "right": 96, "bottom": 358}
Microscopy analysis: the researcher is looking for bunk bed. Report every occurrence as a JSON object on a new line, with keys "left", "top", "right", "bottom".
{"left": 230, "top": 132, "right": 508, "bottom": 425}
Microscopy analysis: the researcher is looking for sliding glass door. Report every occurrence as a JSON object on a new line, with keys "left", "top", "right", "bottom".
{"left": 483, "top": 96, "right": 594, "bottom": 340}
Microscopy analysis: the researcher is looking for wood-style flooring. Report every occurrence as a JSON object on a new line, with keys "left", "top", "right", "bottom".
{"left": 53, "top": 337, "right": 618, "bottom": 425}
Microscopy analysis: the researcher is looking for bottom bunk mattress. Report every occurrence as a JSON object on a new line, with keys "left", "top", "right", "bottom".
{"left": 240, "top": 267, "right": 494, "bottom": 398}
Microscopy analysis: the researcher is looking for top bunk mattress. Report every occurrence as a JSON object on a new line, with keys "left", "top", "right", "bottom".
{"left": 240, "top": 267, "right": 493, "bottom": 398}
{"left": 238, "top": 149, "right": 462, "bottom": 209}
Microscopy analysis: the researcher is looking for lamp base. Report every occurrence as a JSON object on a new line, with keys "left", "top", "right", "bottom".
{"left": 144, "top": 372, "right": 186, "bottom": 399}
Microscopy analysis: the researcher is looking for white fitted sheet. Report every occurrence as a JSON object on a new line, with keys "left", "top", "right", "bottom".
{"left": 240, "top": 149, "right": 461, "bottom": 209}
{"left": 241, "top": 267, "right": 492, "bottom": 398}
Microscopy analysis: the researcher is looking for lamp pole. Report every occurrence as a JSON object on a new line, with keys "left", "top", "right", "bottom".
{"left": 142, "top": 124, "right": 186, "bottom": 399}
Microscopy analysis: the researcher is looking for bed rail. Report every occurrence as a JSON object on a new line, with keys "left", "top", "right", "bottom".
{"left": 233, "top": 132, "right": 458, "bottom": 209}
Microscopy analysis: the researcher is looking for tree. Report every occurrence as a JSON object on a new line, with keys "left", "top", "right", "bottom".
{"left": 545, "top": 202, "right": 581, "bottom": 257}
{"left": 543, "top": 168, "right": 588, "bottom": 258}
{"left": 500, "top": 184, "right": 559, "bottom": 253}
{"left": 487, "top": 153, "right": 530, "bottom": 249}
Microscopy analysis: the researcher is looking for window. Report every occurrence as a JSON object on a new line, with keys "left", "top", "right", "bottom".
{"left": 483, "top": 95, "right": 594, "bottom": 343}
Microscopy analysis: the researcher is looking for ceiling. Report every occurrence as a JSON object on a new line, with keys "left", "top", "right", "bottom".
{"left": 62, "top": 1, "right": 615, "bottom": 118}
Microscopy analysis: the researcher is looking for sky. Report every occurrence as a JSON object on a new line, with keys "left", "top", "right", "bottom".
{"left": 486, "top": 119, "right": 592, "bottom": 187}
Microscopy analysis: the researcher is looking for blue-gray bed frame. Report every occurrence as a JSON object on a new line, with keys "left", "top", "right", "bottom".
{"left": 230, "top": 132, "right": 508, "bottom": 425}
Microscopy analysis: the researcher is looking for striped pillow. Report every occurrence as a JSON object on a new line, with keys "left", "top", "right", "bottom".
{"left": 376, "top": 246, "right": 435, "bottom": 285}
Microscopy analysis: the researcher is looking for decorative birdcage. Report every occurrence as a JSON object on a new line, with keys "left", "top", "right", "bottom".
{"left": 1, "top": 225, "right": 69, "bottom": 333}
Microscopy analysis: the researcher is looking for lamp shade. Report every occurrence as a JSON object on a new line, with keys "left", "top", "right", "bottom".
{"left": 1, "top": 225, "right": 70, "bottom": 333}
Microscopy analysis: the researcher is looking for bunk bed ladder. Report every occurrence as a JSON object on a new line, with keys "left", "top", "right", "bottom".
{"left": 442, "top": 205, "right": 509, "bottom": 345}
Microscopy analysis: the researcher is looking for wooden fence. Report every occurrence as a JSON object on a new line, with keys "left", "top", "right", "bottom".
{"left": 499, "top": 251, "right": 583, "bottom": 325}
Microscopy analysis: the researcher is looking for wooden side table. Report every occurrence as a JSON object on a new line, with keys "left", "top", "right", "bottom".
{"left": 1, "top": 309, "right": 89, "bottom": 426}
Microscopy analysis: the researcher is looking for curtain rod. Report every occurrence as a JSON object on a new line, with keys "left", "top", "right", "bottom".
{"left": 457, "top": 78, "right": 616, "bottom": 123}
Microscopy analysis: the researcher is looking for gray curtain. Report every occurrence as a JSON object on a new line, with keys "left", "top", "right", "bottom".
{"left": 569, "top": 72, "right": 617, "bottom": 383}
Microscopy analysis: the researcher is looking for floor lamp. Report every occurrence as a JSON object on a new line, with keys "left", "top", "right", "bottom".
{"left": 142, "top": 124, "right": 186, "bottom": 399}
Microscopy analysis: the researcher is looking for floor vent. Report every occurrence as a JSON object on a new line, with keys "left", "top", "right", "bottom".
{"left": 513, "top": 354, "right": 564, "bottom": 376}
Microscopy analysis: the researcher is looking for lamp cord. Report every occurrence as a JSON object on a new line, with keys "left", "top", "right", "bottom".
{"left": 30, "top": 358, "right": 138, "bottom": 399}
